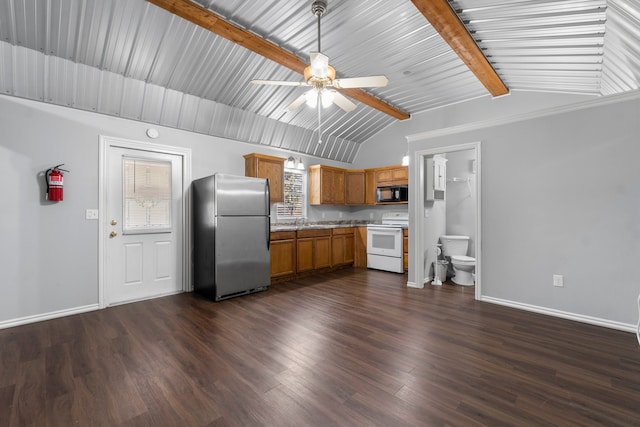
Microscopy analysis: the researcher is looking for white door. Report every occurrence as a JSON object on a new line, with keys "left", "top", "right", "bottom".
{"left": 104, "top": 146, "right": 184, "bottom": 305}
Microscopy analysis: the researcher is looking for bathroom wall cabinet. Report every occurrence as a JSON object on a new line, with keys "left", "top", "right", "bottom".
{"left": 426, "top": 156, "right": 447, "bottom": 201}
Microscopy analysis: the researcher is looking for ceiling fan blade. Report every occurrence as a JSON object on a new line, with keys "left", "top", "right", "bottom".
{"left": 287, "top": 93, "right": 307, "bottom": 111}
{"left": 251, "top": 79, "right": 307, "bottom": 87}
{"left": 332, "top": 91, "right": 357, "bottom": 112}
{"left": 332, "top": 75, "right": 389, "bottom": 89}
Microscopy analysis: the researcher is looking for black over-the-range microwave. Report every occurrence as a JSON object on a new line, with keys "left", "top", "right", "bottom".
{"left": 376, "top": 185, "right": 409, "bottom": 203}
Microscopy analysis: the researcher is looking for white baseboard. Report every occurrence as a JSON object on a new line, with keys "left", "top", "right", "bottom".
{"left": 480, "top": 296, "right": 636, "bottom": 333}
{"left": 0, "top": 304, "right": 100, "bottom": 330}
{"left": 407, "top": 281, "right": 421, "bottom": 288}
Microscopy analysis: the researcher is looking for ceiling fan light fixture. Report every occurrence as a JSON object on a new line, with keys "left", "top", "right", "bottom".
{"left": 309, "top": 52, "right": 330, "bottom": 79}
{"left": 304, "top": 64, "right": 335, "bottom": 83}
{"left": 305, "top": 89, "right": 318, "bottom": 108}
{"left": 321, "top": 90, "right": 335, "bottom": 108}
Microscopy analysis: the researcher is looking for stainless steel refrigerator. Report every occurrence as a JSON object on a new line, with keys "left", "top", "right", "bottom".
{"left": 192, "top": 173, "right": 271, "bottom": 301}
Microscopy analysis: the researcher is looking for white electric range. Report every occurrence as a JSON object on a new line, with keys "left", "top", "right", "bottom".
{"left": 366, "top": 212, "right": 408, "bottom": 273}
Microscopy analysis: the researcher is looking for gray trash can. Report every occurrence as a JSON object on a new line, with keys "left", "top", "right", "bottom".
{"left": 435, "top": 260, "right": 448, "bottom": 282}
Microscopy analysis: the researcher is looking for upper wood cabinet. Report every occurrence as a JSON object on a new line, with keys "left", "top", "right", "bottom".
{"left": 243, "top": 153, "right": 285, "bottom": 203}
{"left": 375, "top": 165, "right": 408, "bottom": 186}
{"left": 308, "top": 163, "right": 408, "bottom": 206}
{"left": 309, "top": 165, "right": 345, "bottom": 205}
{"left": 365, "top": 170, "right": 377, "bottom": 205}
{"left": 345, "top": 170, "right": 366, "bottom": 205}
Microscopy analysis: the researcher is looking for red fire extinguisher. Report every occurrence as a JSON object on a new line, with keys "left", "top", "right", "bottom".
{"left": 45, "top": 164, "right": 69, "bottom": 201}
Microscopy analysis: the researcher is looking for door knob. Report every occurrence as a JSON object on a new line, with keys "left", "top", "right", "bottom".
{"left": 111, "top": 220, "right": 117, "bottom": 226}
{"left": 110, "top": 231, "right": 118, "bottom": 238}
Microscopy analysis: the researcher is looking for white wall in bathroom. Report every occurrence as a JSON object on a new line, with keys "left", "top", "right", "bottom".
{"left": 445, "top": 149, "right": 477, "bottom": 257}
{"left": 423, "top": 155, "right": 447, "bottom": 282}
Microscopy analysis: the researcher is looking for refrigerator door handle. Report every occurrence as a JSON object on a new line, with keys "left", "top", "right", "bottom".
{"left": 267, "top": 217, "right": 271, "bottom": 250}
{"left": 265, "top": 179, "right": 271, "bottom": 250}
{"left": 265, "top": 179, "right": 270, "bottom": 209}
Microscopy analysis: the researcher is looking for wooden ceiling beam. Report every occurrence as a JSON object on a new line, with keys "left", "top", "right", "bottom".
{"left": 146, "top": 0, "right": 410, "bottom": 120}
{"left": 411, "top": 0, "right": 509, "bottom": 97}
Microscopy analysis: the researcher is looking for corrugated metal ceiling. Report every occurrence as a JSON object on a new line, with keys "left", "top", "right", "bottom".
{"left": 0, "top": 0, "right": 639, "bottom": 162}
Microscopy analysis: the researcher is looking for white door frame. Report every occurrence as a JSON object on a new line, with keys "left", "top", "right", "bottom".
{"left": 409, "top": 141, "right": 481, "bottom": 300}
{"left": 98, "top": 135, "right": 192, "bottom": 309}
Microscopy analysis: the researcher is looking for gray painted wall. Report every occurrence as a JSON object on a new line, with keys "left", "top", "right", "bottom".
{"left": 0, "top": 95, "right": 358, "bottom": 325}
{"left": 351, "top": 91, "right": 595, "bottom": 169}
{"left": 362, "top": 91, "right": 640, "bottom": 328}
{"left": 3, "top": 89, "right": 638, "bottom": 331}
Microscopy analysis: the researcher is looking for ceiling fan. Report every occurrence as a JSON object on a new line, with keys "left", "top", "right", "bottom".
{"left": 251, "top": 0, "right": 389, "bottom": 143}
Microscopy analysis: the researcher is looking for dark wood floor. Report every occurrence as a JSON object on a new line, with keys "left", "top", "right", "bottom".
{"left": 1, "top": 268, "right": 639, "bottom": 426}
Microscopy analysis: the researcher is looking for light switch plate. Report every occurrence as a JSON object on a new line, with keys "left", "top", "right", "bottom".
{"left": 553, "top": 274, "right": 564, "bottom": 287}
{"left": 86, "top": 209, "right": 99, "bottom": 220}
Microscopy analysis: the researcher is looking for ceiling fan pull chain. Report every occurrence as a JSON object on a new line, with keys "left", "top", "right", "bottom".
{"left": 317, "top": 93, "right": 323, "bottom": 144}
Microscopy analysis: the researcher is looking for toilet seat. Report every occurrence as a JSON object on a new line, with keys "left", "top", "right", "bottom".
{"left": 451, "top": 255, "right": 475, "bottom": 265}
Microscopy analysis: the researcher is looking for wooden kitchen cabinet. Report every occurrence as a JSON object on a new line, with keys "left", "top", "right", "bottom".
{"left": 270, "top": 231, "right": 296, "bottom": 279}
{"left": 365, "top": 169, "right": 377, "bottom": 205}
{"left": 331, "top": 227, "right": 355, "bottom": 267}
{"left": 243, "top": 153, "right": 285, "bottom": 203}
{"left": 375, "top": 165, "right": 408, "bottom": 186}
{"left": 345, "top": 170, "right": 365, "bottom": 205}
{"left": 354, "top": 226, "right": 368, "bottom": 268}
{"left": 403, "top": 229, "right": 409, "bottom": 271}
{"left": 297, "top": 229, "right": 332, "bottom": 271}
{"left": 296, "top": 237, "right": 315, "bottom": 273}
{"left": 309, "top": 165, "right": 345, "bottom": 205}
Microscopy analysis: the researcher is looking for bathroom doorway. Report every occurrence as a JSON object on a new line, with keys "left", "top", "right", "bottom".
{"left": 409, "top": 142, "right": 481, "bottom": 299}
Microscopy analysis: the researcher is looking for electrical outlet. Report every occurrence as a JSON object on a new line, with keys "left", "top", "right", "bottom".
{"left": 339, "top": 212, "right": 343, "bottom": 218}
{"left": 321, "top": 212, "right": 326, "bottom": 219}
{"left": 369, "top": 213, "right": 374, "bottom": 219}
{"left": 85, "top": 209, "right": 99, "bottom": 220}
{"left": 553, "top": 274, "right": 564, "bottom": 287}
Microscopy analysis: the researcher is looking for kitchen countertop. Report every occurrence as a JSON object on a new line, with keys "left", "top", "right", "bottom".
{"left": 270, "top": 221, "right": 373, "bottom": 232}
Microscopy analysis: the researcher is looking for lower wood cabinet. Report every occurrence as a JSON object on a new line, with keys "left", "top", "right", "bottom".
{"left": 296, "top": 229, "right": 332, "bottom": 272}
{"left": 270, "top": 226, "right": 356, "bottom": 281}
{"left": 403, "top": 229, "right": 408, "bottom": 271}
{"left": 270, "top": 231, "right": 296, "bottom": 278}
{"left": 354, "top": 226, "right": 368, "bottom": 268}
{"left": 332, "top": 227, "right": 355, "bottom": 266}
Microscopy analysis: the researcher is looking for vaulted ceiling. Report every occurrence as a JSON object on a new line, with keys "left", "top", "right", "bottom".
{"left": 1, "top": 0, "right": 639, "bottom": 162}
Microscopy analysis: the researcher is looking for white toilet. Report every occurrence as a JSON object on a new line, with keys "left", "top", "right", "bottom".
{"left": 440, "top": 235, "right": 476, "bottom": 286}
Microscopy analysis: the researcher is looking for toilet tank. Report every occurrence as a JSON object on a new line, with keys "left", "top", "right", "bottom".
{"left": 440, "top": 235, "right": 469, "bottom": 256}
